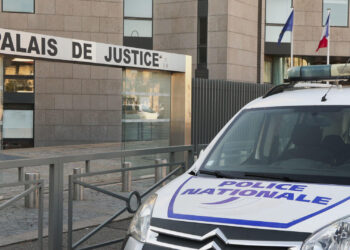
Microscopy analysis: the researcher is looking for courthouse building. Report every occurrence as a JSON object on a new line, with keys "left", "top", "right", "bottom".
{"left": 0, "top": 0, "right": 348, "bottom": 149}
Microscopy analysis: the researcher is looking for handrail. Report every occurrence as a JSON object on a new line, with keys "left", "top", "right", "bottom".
{"left": 0, "top": 144, "right": 194, "bottom": 250}
{"left": 68, "top": 162, "right": 186, "bottom": 249}
{"left": 0, "top": 180, "right": 44, "bottom": 250}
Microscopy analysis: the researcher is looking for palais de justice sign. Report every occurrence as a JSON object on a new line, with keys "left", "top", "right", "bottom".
{"left": 0, "top": 28, "right": 186, "bottom": 73}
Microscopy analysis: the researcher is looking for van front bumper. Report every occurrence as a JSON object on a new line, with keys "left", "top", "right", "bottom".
{"left": 123, "top": 236, "right": 170, "bottom": 250}
{"left": 123, "top": 236, "right": 144, "bottom": 250}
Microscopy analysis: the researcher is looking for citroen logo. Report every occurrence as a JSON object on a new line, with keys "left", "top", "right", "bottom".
{"left": 200, "top": 228, "right": 228, "bottom": 244}
{"left": 200, "top": 241, "right": 222, "bottom": 250}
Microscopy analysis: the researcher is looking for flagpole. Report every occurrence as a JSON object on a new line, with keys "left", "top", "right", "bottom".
{"left": 291, "top": 8, "right": 294, "bottom": 68}
{"left": 327, "top": 9, "right": 331, "bottom": 65}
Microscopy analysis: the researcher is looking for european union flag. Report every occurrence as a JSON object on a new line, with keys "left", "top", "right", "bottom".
{"left": 278, "top": 10, "right": 294, "bottom": 45}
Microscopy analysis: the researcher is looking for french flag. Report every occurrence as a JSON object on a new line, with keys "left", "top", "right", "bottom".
{"left": 316, "top": 13, "right": 330, "bottom": 52}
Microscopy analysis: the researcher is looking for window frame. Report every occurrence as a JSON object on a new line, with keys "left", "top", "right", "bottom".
{"left": 3, "top": 107, "right": 34, "bottom": 139}
{"left": 2, "top": 57, "right": 35, "bottom": 149}
{"left": 3, "top": 57, "right": 35, "bottom": 95}
{"left": 264, "top": 0, "right": 293, "bottom": 44}
{"left": 322, "top": 0, "right": 349, "bottom": 27}
{"left": 123, "top": 0, "right": 153, "bottom": 49}
{"left": 2, "top": 104, "right": 34, "bottom": 149}
{"left": 2, "top": 0, "right": 35, "bottom": 14}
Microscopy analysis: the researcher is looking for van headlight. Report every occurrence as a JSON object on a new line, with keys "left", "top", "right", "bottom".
{"left": 128, "top": 194, "right": 157, "bottom": 242}
{"left": 302, "top": 216, "right": 350, "bottom": 250}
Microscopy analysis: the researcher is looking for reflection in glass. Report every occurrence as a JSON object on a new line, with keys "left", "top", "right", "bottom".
{"left": 266, "top": 56, "right": 310, "bottom": 85}
{"left": 266, "top": 0, "right": 292, "bottom": 24}
{"left": 5, "top": 79, "right": 34, "bottom": 93}
{"left": 122, "top": 69, "right": 171, "bottom": 144}
{"left": 124, "top": 0, "right": 152, "bottom": 18}
{"left": 124, "top": 20, "right": 152, "bottom": 37}
{"left": 4, "top": 57, "right": 35, "bottom": 93}
{"left": 3, "top": 110, "right": 33, "bottom": 139}
{"left": 4, "top": 58, "right": 34, "bottom": 76}
{"left": 323, "top": 0, "right": 348, "bottom": 27}
{"left": 3, "top": 0, "right": 34, "bottom": 13}
{"left": 265, "top": 25, "right": 291, "bottom": 43}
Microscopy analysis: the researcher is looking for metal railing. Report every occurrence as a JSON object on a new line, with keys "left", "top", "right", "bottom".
{"left": 68, "top": 162, "right": 185, "bottom": 249}
{"left": 0, "top": 179, "right": 44, "bottom": 250}
{"left": 0, "top": 145, "right": 194, "bottom": 250}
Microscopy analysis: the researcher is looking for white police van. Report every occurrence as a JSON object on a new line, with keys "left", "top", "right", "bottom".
{"left": 124, "top": 64, "right": 350, "bottom": 250}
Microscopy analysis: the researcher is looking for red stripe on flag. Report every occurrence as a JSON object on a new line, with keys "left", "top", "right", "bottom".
{"left": 316, "top": 37, "right": 328, "bottom": 52}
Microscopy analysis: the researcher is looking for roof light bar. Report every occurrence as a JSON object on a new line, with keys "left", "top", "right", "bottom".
{"left": 288, "top": 64, "right": 350, "bottom": 82}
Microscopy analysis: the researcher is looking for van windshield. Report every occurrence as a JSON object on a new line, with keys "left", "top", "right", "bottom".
{"left": 200, "top": 106, "right": 350, "bottom": 184}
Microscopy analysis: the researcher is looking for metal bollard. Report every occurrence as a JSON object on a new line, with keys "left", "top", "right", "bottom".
{"left": 25, "top": 173, "right": 40, "bottom": 208}
{"left": 18, "top": 167, "right": 24, "bottom": 182}
{"left": 85, "top": 160, "right": 90, "bottom": 173}
{"left": 155, "top": 159, "right": 167, "bottom": 184}
{"left": 122, "top": 162, "right": 132, "bottom": 192}
{"left": 73, "top": 168, "right": 84, "bottom": 201}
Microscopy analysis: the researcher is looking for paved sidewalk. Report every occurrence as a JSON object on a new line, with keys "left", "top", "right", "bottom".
{"left": 0, "top": 142, "right": 176, "bottom": 247}
{"left": 0, "top": 179, "right": 155, "bottom": 247}
{"left": 1, "top": 218, "right": 131, "bottom": 250}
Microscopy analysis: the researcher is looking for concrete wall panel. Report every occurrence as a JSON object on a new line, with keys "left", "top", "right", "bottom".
{"left": 0, "top": 0, "right": 123, "bottom": 146}
{"left": 154, "top": 0, "right": 197, "bottom": 76}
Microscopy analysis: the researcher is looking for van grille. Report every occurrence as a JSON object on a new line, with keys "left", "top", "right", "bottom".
{"left": 148, "top": 218, "right": 308, "bottom": 250}
{"left": 155, "top": 233, "right": 290, "bottom": 250}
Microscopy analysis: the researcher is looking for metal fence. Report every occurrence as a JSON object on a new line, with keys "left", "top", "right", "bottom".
{"left": 0, "top": 145, "right": 194, "bottom": 250}
{"left": 0, "top": 179, "right": 44, "bottom": 249}
{"left": 192, "top": 79, "right": 272, "bottom": 148}
{"left": 68, "top": 161, "right": 185, "bottom": 250}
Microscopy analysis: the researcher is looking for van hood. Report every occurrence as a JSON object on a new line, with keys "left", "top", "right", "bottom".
{"left": 152, "top": 174, "right": 350, "bottom": 233}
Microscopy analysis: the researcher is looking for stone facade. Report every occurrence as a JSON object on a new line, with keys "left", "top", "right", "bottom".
{"left": 153, "top": 0, "right": 260, "bottom": 82}
{"left": 2, "top": 0, "right": 349, "bottom": 146}
{"left": 0, "top": 0, "right": 123, "bottom": 146}
{"left": 293, "top": 0, "right": 350, "bottom": 57}
{"left": 206, "top": 0, "right": 350, "bottom": 83}
{"left": 153, "top": 0, "right": 198, "bottom": 77}
{"left": 207, "top": 0, "right": 259, "bottom": 83}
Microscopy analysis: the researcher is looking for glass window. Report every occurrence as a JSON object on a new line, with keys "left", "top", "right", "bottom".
{"left": 4, "top": 57, "right": 34, "bottom": 93}
{"left": 124, "top": 20, "right": 152, "bottom": 37}
{"left": 199, "top": 17, "right": 207, "bottom": 45}
{"left": 198, "top": 47, "right": 207, "bottom": 64}
{"left": 323, "top": 0, "right": 348, "bottom": 27}
{"left": 266, "top": 56, "right": 311, "bottom": 85}
{"left": 122, "top": 69, "right": 171, "bottom": 144}
{"left": 125, "top": 0, "right": 152, "bottom": 18}
{"left": 3, "top": 0, "right": 34, "bottom": 13}
{"left": 3, "top": 110, "right": 33, "bottom": 139}
{"left": 124, "top": 0, "right": 153, "bottom": 48}
{"left": 265, "top": 25, "right": 291, "bottom": 43}
{"left": 201, "top": 107, "right": 350, "bottom": 185}
{"left": 265, "top": 0, "right": 292, "bottom": 43}
{"left": 5, "top": 79, "right": 34, "bottom": 93}
{"left": 5, "top": 59, "right": 34, "bottom": 76}
{"left": 266, "top": 0, "right": 292, "bottom": 24}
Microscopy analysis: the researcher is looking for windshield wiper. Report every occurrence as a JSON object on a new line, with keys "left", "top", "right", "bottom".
{"left": 243, "top": 173, "right": 301, "bottom": 182}
{"left": 198, "top": 169, "right": 245, "bottom": 179}
{"left": 198, "top": 169, "right": 302, "bottom": 182}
